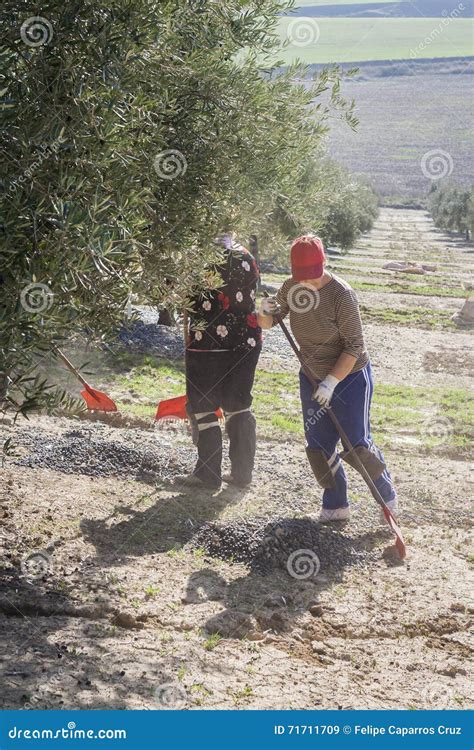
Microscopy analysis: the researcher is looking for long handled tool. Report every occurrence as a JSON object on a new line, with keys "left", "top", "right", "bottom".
{"left": 276, "top": 315, "right": 406, "bottom": 559}
{"left": 54, "top": 347, "right": 118, "bottom": 412}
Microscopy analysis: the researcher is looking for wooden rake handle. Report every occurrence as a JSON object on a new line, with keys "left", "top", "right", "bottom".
{"left": 53, "top": 346, "right": 89, "bottom": 389}
{"left": 182, "top": 309, "right": 191, "bottom": 348}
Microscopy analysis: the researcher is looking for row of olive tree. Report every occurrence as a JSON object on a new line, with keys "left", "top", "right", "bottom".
{"left": 258, "top": 156, "right": 379, "bottom": 264}
{"left": 1, "top": 0, "right": 364, "bottom": 414}
{"left": 428, "top": 183, "right": 474, "bottom": 241}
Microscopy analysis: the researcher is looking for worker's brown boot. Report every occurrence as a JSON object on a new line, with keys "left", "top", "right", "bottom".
{"left": 222, "top": 473, "right": 251, "bottom": 488}
{"left": 173, "top": 473, "right": 221, "bottom": 490}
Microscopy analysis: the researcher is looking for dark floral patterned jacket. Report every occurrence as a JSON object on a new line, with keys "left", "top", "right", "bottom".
{"left": 188, "top": 240, "right": 262, "bottom": 352}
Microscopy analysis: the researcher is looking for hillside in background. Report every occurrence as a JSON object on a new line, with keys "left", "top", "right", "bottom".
{"left": 280, "top": 0, "right": 474, "bottom": 199}
{"left": 324, "top": 61, "right": 473, "bottom": 200}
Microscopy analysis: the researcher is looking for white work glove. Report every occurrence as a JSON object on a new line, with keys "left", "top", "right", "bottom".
{"left": 313, "top": 374, "right": 339, "bottom": 407}
{"left": 258, "top": 296, "right": 280, "bottom": 317}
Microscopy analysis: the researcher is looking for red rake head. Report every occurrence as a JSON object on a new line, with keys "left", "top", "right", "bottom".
{"left": 81, "top": 387, "right": 117, "bottom": 413}
{"left": 382, "top": 505, "right": 407, "bottom": 559}
{"left": 155, "top": 394, "right": 224, "bottom": 423}
{"left": 155, "top": 395, "right": 188, "bottom": 422}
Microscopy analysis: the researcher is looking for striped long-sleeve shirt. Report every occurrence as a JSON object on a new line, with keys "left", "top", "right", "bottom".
{"left": 275, "top": 274, "right": 369, "bottom": 380}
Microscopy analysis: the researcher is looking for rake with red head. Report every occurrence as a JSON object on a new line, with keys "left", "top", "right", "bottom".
{"left": 55, "top": 348, "right": 117, "bottom": 412}
{"left": 155, "top": 394, "right": 223, "bottom": 424}
{"left": 155, "top": 394, "right": 188, "bottom": 422}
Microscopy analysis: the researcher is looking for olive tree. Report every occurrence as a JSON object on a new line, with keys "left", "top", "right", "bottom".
{"left": 429, "top": 183, "right": 473, "bottom": 240}
{"left": 1, "top": 0, "right": 355, "bottom": 413}
{"left": 259, "top": 155, "right": 379, "bottom": 261}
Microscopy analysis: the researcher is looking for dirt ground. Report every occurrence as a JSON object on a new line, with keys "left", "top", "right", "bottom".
{"left": 1, "top": 208, "right": 473, "bottom": 711}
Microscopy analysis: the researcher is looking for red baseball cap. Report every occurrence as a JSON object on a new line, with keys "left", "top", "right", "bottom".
{"left": 291, "top": 236, "right": 326, "bottom": 281}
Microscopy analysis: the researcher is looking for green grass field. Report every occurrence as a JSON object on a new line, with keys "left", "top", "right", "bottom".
{"left": 359, "top": 304, "right": 456, "bottom": 329}
{"left": 99, "top": 354, "right": 473, "bottom": 454}
{"left": 278, "top": 17, "right": 474, "bottom": 63}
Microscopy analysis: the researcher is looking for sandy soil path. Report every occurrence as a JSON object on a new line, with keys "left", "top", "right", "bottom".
{"left": 0, "top": 208, "right": 472, "bottom": 710}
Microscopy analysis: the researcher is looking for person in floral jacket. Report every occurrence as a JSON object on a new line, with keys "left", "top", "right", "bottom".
{"left": 178, "top": 233, "right": 262, "bottom": 489}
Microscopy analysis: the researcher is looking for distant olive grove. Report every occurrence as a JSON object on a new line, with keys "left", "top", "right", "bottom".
{"left": 429, "top": 183, "right": 474, "bottom": 241}
{"left": 1, "top": 0, "right": 376, "bottom": 414}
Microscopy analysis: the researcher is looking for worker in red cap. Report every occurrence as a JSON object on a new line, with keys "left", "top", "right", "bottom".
{"left": 258, "top": 235, "right": 397, "bottom": 522}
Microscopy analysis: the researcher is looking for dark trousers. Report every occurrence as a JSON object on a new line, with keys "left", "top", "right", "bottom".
{"left": 186, "top": 346, "right": 261, "bottom": 487}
